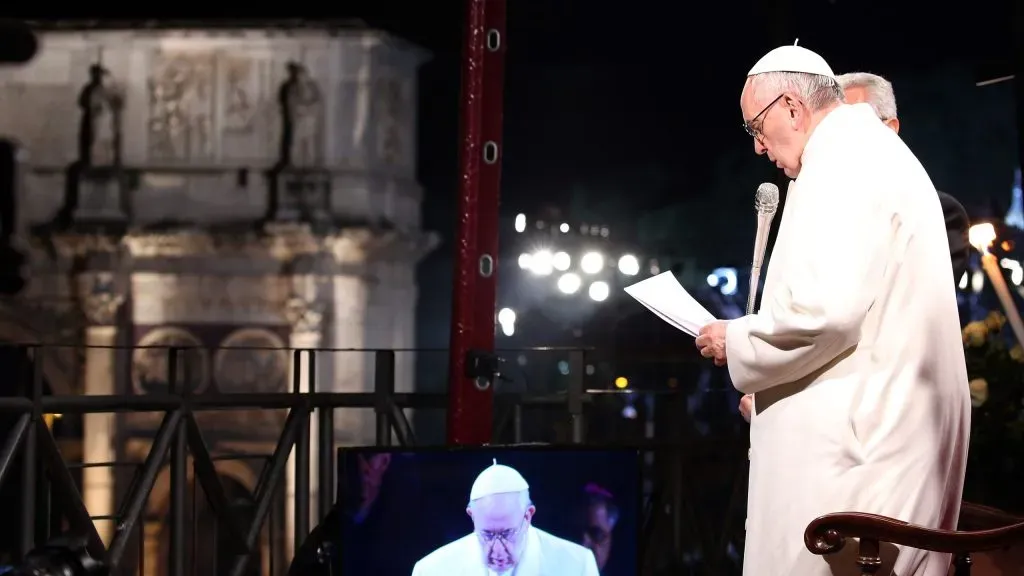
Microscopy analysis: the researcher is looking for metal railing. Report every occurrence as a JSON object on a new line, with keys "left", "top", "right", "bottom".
{"left": 0, "top": 344, "right": 750, "bottom": 576}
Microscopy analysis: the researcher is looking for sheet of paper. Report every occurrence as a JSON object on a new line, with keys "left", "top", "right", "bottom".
{"left": 624, "top": 271, "right": 717, "bottom": 337}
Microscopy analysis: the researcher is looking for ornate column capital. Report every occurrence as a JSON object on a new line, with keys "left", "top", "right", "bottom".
{"left": 77, "top": 272, "right": 125, "bottom": 327}
{"left": 284, "top": 295, "right": 323, "bottom": 336}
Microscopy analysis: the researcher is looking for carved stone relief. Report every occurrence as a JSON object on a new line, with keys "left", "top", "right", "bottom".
{"left": 221, "top": 56, "right": 259, "bottom": 135}
{"left": 131, "top": 327, "right": 209, "bottom": 395}
{"left": 76, "top": 272, "right": 124, "bottom": 327}
{"left": 122, "top": 225, "right": 375, "bottom": 264}
{"left": 375, "top": 78, "right": 406, "bottom": 167}
{"left": 131, "top": 274, "right": 288, "bottom": 327}
{"left": 213, "top": 328, "right": 289, "bottom": 394}
{"left": 284, "top": 294, "right": 323, "bottom": 335}
{"left": 42, "top": 232, "right": 122, "bottom": 260}
{"left": 147, "top": 52, "right": 215, "bottom": 162}
{"left": 0, "top": 84, "right": 76, "bottom": 166}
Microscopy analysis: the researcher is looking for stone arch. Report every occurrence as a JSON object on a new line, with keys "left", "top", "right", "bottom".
{"left": 146, "top": 458, "right": 271, "bottom": 576}
{"left": 147, "top": 458, "right": 260, "bottom": 517}
{"left": 0, "top": 302, "right": 76, "bottom": 395}
{"left": 214, "top": 327, "right": 289, "bottom": 394}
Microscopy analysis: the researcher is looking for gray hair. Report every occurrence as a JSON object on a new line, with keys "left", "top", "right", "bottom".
{"left": 749, "top": 72, "right": 844, "bottom": 112}
{"left": 835, "top": 72, "right": 898, "bottom": 121}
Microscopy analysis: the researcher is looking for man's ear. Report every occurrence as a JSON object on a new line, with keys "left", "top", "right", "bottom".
{"left": 784, "top": 95, "right": 800, "bottom": 119}
{"left": 885, "top": 117, "right": 901, "bottom": 134}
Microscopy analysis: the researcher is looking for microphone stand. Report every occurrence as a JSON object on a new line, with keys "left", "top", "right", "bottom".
{"left": 746, "top": 210, "right": 774, "bottom": 315}
{"left": 744, "top": 190, "right": 777, "bottom": 461}
{"left": 746, "top": 266, "right": 762, "bottom": 315}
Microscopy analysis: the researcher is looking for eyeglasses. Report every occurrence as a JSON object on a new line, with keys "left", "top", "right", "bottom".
{"left": 478, "top": 518, "right": 526, "bottom": 545}
{"left": 742, "top": 93, "right": 785, "bottom": 141}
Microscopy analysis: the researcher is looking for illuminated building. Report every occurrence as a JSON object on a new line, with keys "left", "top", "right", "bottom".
{"left": 0, "top": 20, "right": 436, "bottom": 575}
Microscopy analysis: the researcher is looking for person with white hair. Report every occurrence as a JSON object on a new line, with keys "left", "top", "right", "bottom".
{"left": 410, "top": 461, "right": 599, "bottom": 576}
{"left": 737, "top": 70, "right": 972, "bottom": 423}
{"left": 695, "top": 45, "right": 970, "bottom": 576}
{"left": 837, "top": 71, "right": 972, "bottom": 282}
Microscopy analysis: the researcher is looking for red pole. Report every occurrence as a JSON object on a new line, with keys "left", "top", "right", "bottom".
{"left": 446, "top": 0, "right": 508, "bottom": 444}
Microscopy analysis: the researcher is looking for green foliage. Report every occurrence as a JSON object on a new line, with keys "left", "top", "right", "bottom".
{"left": 961, "top": 311, "right": 1024, "bottom": 513}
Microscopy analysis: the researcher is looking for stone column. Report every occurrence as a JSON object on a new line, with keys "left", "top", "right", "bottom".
{"left": 283, "top": 282, "right": 323, "bottom": 560}
{"left": 77, "top": 271, "right": 125, "bottom": 546}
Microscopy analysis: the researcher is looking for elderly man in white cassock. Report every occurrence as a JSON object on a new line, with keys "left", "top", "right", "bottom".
{"left": 410, "top": 461, "right": 600, "bottom": 576}
{"left": 694, "top": 45, "right": 971, "bottom": 576}
{"left": 737, "top": 71, "right": 973, "bottom": 423}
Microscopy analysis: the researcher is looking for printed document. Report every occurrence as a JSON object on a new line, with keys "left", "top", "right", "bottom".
{"left": 624, "top": 271, "right": 717, "bottom": 338}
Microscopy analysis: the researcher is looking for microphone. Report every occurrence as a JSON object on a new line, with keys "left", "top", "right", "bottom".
{"left": 746, "top": 182, "right": 779, "bottom": 315}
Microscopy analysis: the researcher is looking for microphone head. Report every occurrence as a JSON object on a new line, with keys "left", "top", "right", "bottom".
{"left": 755, "top": 182, "right": 780, "bottom": 215}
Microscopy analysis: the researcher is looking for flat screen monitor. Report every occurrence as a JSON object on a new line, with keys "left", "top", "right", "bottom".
{"left": 336, "top": 445, "right": 640, "bottom": 576}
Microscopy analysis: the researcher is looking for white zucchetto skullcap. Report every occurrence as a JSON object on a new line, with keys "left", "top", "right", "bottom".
{"left": 469, "top": 459, "right": 529, "bottom": 502}
{"left": 747, "top": 39, "right": 836, "bottom": 79}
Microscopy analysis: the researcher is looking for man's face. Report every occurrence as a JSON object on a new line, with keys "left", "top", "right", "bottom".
{"left": 467, "top": 493, "right": 535, "bottom": 573}
{"left": 740, "top": 78, "right": 808, "bottom": 178}
{"left": 582, "top": 502, "right": 615, "bottom": 570}
{"left": 843, "top": 86, "right": 900, "bottom": 134}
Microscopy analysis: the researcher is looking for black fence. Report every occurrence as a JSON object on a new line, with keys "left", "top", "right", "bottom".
{"left": 0, "top": 344, "right": 749, "bottom": 576}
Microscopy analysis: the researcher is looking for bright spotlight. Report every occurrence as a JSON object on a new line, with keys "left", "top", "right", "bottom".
{"left": 589, "top": 281, "right": 610, "bottom": 302}
{"left": 618, "top": 254, "right": 640, "bottom": 276}
{"left": 614, "top": 376, "right": 628, "bottom": 389}
{"left": 501, "top": 322, "right": 515, "bottom": 336}
{"left": 557, "top": 272, "right": 582, "bottom": 294}
{"left": 1001, "top": 258, "right": 1024, "bottom": 286}
{"left": 559, "top": 222, "right": 570, "bottom": 233}
{"left": 514, "top": 213, "right": 526, "bottom": 233}
{"left": 706, "top": 274, "right": 719, "bottom": 287}
{"left": 497, "top": 308, "right": 516, "bottom": 325}
{"left": 530, "top": 250, "right": 554, "bottom": 276}
{"left": 553, "top": 251, "right": 571, "bottom": 271}
{"left": 581, "top": 251, "right": 604, "bottom": 274}
{"left": 518, "top": 253, "right": 532, "bottom": 270}
{"left": 712, "top": 267, "right": 739, "bottom": 296}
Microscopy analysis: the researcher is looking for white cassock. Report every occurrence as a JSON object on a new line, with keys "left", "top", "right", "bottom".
{"left": 726, "top": 103, "right": 971, "bottom": 576}
{"left": 410, "top": 526, "right": 600, "bottom": 576}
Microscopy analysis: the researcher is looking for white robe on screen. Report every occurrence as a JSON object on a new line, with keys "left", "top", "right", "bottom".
{"left": 410, "top": 526, "right": 600, "bottom": 576}
{"left": 725, "top": 103, "right": 971, "bottom": 576}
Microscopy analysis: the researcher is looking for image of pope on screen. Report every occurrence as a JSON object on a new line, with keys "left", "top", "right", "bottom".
{"left": 411, "top": 460, "right": 600, "bottom": 576}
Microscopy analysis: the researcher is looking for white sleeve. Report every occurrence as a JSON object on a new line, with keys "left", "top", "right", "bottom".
{"left": 725, "top": 170, "right": 894, "bottom": 394}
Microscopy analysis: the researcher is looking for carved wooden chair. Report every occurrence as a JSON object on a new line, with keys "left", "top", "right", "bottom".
{"left": 804, "top": 502, "right": 1024, "bottom": 575}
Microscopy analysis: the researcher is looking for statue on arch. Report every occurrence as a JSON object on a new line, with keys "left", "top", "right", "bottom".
{"left": 77, "top": 64, "right": 123, "bottom": 167}
{"left": 277, "top": 61, "right": 323, "bottom": 168}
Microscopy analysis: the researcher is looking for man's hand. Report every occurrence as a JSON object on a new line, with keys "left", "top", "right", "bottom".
{"left": 739, "top": 394, "right": 753, "bottom": 423}
{"left": 695, "top": 321, "right": 728, "bottom": 367}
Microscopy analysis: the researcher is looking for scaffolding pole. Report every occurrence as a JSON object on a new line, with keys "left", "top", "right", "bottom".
{"left": 1015, "top": 0, "right": 1024, "bottom": 182}
{"left": 446, "top": 0, "right": 509, "bottom": 444}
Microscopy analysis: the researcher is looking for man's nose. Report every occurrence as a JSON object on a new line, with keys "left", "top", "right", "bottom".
{"left": 753, "top": 138, "right": 766, "bottom": 155}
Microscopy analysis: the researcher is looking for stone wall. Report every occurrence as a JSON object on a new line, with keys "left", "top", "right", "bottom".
{"left": 0, "top": 27, "right": 427, "bottom": 232}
